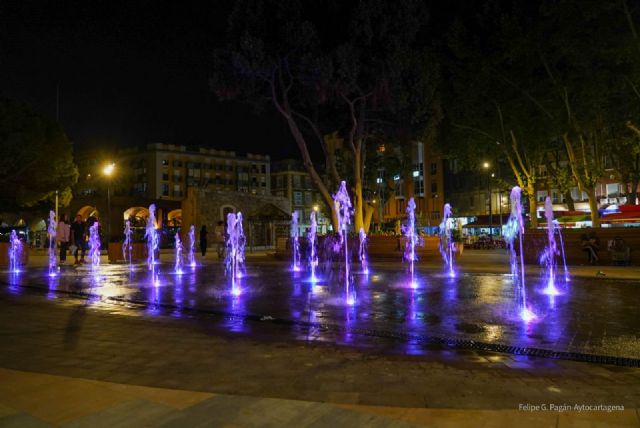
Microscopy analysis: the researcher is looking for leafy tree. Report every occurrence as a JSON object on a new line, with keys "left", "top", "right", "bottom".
{"left": 0, "top": 98, "right": 78, "bottom": 209}
{"left": 210, "top": 0, "right": 439, "bottom": 232}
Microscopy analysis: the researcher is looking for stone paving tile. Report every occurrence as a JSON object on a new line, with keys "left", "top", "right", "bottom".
{"left": 0, "top": 413, "right": 52, "bottom": 427}
{"left": 65, "top": 400, "right": 174, "bottom": 428}
{"left": 1, "top": 290, "right": 640, "bottom": 415}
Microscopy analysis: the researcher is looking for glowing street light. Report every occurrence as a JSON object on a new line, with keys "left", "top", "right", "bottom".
{"left": 103, "top": 163, "right": 115, "bottom": 176}
{"left": 103, "top": 163, "right": 116, "bottom": 243}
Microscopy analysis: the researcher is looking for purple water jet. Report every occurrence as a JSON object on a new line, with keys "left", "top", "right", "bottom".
{"left": 8, "top": 230, "right": 22, "bottom": 274}
{"left": 502, "top": 186, "right": 535, "bottom": 322}
{"left": 88, "top": 221, "right": 101, "bottom": 269}
{"left": 123, "top": 220, "right": 133, "bottom": 270}
{"left": 187, "top": 225, "right": 196, "bottom": 268}
{"left": 145, "top": 204, "right": 159, "bottom": 271}
{"left": 541, "top": 197, "right": 561, "bottom": 295}
{"left": 308, "top": 211, "right": 318, "bottom": 282}
{"left": 403, "top": 198, "right": 418, "bottom": 287}
{"left": 438, "top": 203, "right": 456, "bottom": 278}
{"left": 358, "top": 228, "right": 369, "bottom": 275}
{"left": 47, "top": 211, "right": 57, "bottom": 277}
{"left": 174, "top": 229, "right": 184, "bottom": 275}
{"left": 334, "top": 181, "right": 355, "bottom": 305}
{"left": 291, "top": 211, "right": 301, "bottom": 272}
{"left": 225, "top": 211, "right": 245, "bottom": 295}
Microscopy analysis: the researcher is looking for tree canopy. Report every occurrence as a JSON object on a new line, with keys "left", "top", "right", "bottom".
{"left": 0, "top": 98, "right": 78, "bottom": 209}
{"left": 211, "top": 0, "right": 440, "bottom": 231}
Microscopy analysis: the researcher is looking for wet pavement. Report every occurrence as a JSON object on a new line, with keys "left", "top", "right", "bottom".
{"left": 2, "top": 259, "right": 639, "bottom": 362}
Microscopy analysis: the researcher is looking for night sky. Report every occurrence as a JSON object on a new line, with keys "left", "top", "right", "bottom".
{"left": 0, "top": 1, "right": 295, "bottom": 158}
{"left": 0, "top": 1, "right": 469, "bottom": 160}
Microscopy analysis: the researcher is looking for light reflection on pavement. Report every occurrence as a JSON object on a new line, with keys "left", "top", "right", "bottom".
{"left": 2, "top": 261, "right": 639, "bottom": 360}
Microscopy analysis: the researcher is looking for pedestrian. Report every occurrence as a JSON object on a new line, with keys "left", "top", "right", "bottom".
{"left": 56, "top": 214, "right": 71, "bottom": 264}
{"left": 588, "top": 230, "right": 600, "bottom": 264}
{"left": 70, "top": 214, "right": 87, "bottom": 264}
{"left": 581, "top": 233, "right": 598, "bottom": 265}
{"left": 214, "top": 221, "right": 225, "bottom": 258}
{"left": 200, "top": 225, "right": 208, "bottom": 257}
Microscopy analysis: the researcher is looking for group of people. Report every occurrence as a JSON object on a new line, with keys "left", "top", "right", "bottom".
{"left": 56, "top": 214, "right": 92, "bottom": 265}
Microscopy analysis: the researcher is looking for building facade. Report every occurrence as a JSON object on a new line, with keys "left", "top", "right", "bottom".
{"left": 373, "top": 141, "right": 445, "bottom": 232}
{"left": 71, "top": 143, "right": 271, "bottom": 242}
{"left": 270, "top": 159, "right": 328, "bottom": 235}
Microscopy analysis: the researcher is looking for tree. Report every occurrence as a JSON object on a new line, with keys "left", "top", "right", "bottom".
{"left": 440, "top": 3, "right": 555, "bottom": 227}
{"left": 210, "top": 0, "right": 439, "bottom": 232}
{"left": 0, "top": 98, "right": 78, "bottom": 209}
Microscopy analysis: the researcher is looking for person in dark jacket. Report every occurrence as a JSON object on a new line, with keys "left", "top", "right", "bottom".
{"left": 200, "top": 225, "right": 208, "bottom": 257}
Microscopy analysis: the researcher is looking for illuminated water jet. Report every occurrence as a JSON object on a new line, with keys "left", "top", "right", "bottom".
{"left": 502, "top": 186, "right": 535, "bottom": 322}
{"left": 334, "top": 181, "right": 355, "bottom": 305}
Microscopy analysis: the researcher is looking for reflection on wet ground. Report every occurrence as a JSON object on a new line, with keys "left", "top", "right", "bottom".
{"left": 2, "top": 261, "right": 639, "bottom": 362}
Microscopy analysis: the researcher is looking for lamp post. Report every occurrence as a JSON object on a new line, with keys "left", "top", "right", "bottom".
{"left": 482, "top": 162, "right": 493, "bottom": 236}
{"left": 103, "top": 163, "right": 115, "bottom": 244}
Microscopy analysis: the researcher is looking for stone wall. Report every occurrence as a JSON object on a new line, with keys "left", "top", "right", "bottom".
{"left": 181, "top": 188, "right": 291, "bottom": 246}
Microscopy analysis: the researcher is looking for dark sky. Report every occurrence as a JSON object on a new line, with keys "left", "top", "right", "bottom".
{"left": 0, "top": 1, "right": 296, "bottom": 158}
{"left": 0, "top": 1, "right": 471, "bottom": 160}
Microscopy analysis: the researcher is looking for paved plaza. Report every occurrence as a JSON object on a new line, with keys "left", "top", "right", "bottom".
{"left": 1, "top": 251, "right": 639, "bottom": 426}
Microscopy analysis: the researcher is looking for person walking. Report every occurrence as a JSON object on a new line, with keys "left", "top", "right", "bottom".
{"left": 214, "top": 221, "right": 225, "bottom": 259}
{"left": 56, "top": 214, "right": 71, "bottom": 264}
{"left": 200, "top": 225, "right": 208, "bottom": 257}
{"left": 70, "top": 214, "right": 87, "bottom": 264}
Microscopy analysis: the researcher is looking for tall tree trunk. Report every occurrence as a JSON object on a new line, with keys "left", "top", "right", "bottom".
{"left": 283, "top": 116, "right": 339, "bottom": 230}
{"left": 564, "top": 190, "right": 575, "bottom": 211}
{"left": 526, "top": 188, "right": 538, "bottom": 228}
{"left": 352, "top": 149, "right": 364, "bottom": 233}
{"left": 363, "top": 203, "right": 375, "bottom": 233}
{"left": 627, "top": 177, "right": 639, "bottom": 205}
{"left": 586, "top": 187, "right": 600, "bottom": 227}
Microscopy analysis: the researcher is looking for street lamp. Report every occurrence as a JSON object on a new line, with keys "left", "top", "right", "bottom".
{"left": 103, "top": 163, "right": 115, "bottom": 244}
{"left": 482, "top": 162, "right": 493, "bottom": 236}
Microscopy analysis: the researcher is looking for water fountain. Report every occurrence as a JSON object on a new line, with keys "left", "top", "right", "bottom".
{"left": 541, "top": 197, "right": 560, "bottom": 295}
{"left": 291, "top": 212, "right": 301, "bottom": 272}
{"left": 123, "top": 220, "right": 133, "bottom": 269}
{"left": 308, "top": 211, "right": 318, "bottom": 282}
{"left": 145, "top": 204, "right": 159, "bottom": 271}
{"left": 88, "top": 221, "right": 101, "bottom": 269}
{"left": 403, "top": 197, "right": 418, "bottom": 287}
{"left": 502, "top": 186, "right": 535, "bottom": 321}
{"left": 47, "top": 211, "right": 57, "bottom": 277}
{"left": 8, "top": 230, "right": 22, "bottom": 274}
{"left": 174, "top": 229, "right": 184, "bottom": 275}
{"left": 333, "top": 181, "right": 354, "bottom": 305}
{"left": 439, "top": 203, "right": 456, "bottom": 278}
{"left": 358, "top": 228, "right": 369, "bottom": 275}
{"left": 187, "top": 225, "right": 196, "bottom": 268}
{"left": 540, "top": 197, "right": 569, "bottom": 290}
{"left": 225, "top": 211, "right": 245, "bottom": 295}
